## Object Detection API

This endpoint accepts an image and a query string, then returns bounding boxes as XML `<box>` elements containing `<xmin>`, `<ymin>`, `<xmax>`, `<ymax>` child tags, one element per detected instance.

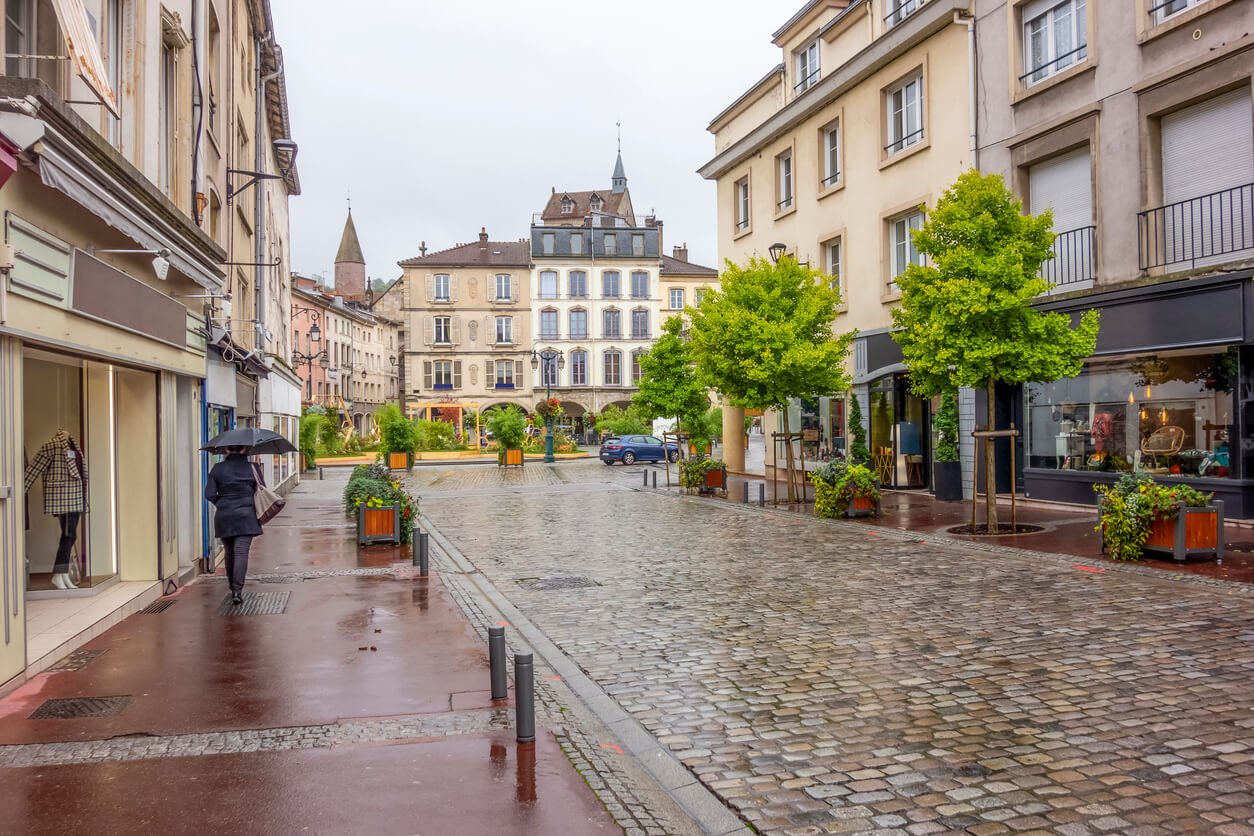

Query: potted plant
<box><xmin>487</xmin><ymin>405</ymin><xmax>527</xmax><ymax>467</ymax></box>
<box><xmin>933</xmin><ymin>392</ymin><xmax>961</xmax><ymax>502</ymax></box>
<box><xmin>810</xmin><ymin>461</ymin><xmax>881</xmax><ymax>518</ymax></box>
<box><xmin>374</xmin><ymin>404</ymin><xmax>417</xmax><ymax>471</ymax></box>
<box><xmin>847</xmin><ymin>393</ymin><xmax>871</xmax><ymax>465</ymax></box>
<box><xmin>1096</xmin><ymin>473</ymin><xmax>1223</xmax><ymax>562</ymax></box>
<box><xmin>680</xmin><ymin>458</ymin><xmax>726</xmax><ymax>494</ymax></box>
<box><xmin>343</xmin><ymin>463</ymin><xmax>419</xmax><ymax>546</ymax></box>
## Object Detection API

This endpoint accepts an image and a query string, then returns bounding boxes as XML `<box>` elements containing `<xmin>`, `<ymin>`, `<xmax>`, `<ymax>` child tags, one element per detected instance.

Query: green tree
<box><xmin>374</xmin><ymin>403</ymin><xmax>416</xmax><ymax>454</ymax></box>
<box><xmin>891</xmin><ymin>170</ymin><xmax>1099</xmax><ymax>529</ymax></box>
<box><xmin>633</xmin><ymin>315</ymin><xmax>709</xmax><ymax>444</ymax></box>
<box><xmin>934</xmin><ymin>392</ymin><xmax>959</xmax><ymax>463</ymax></box>
<box><xmin>689</xmin><ymin>255</ymin><xmax>854</xmax><ymax>501</ymax></box>
<box><xmin>847</xmin><ymin>393</ymin><xmax>870</xmax><ymax>465</ymax></box>
<box><xmin>594</xmin><ymin>405</ymin><xmax>649</xmax><ymax>437</ymax></box>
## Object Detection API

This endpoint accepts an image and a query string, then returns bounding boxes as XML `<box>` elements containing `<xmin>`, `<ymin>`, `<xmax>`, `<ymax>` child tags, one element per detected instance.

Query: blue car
<box><xmin>600</xmin><ymin>435</ymin><xmax>680</xmax><ymax>465</ymax></box>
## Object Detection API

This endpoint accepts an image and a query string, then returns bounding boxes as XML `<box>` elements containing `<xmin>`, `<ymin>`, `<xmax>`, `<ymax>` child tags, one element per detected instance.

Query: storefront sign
<box><xmin>205</xmin><ymin>356</ymin><xmax>236</xmax><ymax>407</ymax></box>
<box><xmin>70</xmin><ymin>250</ymin><xmax>187</xmax><ymax>347</ymax></box>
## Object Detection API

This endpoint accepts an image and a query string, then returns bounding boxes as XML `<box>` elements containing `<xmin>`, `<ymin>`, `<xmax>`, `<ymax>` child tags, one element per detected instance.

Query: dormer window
<box><xmin>795</xmin><ymin>40</ymin><xmax>819</xmax><ymax>95</ymax></box>
<box><xmin>561</xmin><ymin>196</ymin><xmax>573</xmax><ymax>214</ymax></box>
<box><xmin>590</xmin><ymin>194</ymin><xmax>603</xmax><ymax>212</ymax></box>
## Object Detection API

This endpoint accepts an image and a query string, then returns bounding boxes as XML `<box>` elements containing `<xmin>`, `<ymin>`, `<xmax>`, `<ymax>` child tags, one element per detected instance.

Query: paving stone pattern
<box><xmin>414</xmin><ymin>461</ymin><xmax>1254</xmax><ymax>835</ymax></box>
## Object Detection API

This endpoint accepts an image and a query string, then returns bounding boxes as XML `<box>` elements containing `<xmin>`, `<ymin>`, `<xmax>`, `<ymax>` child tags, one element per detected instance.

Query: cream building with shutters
<box><xmin>396</xmin><ymin>230</ymin><xmax>532</xmax><ymax>420</ymax></box>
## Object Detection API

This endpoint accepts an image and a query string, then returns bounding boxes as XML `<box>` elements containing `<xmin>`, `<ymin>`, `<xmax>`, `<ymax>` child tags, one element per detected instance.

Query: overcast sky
<box><xmin>272</xmin><ymin>0</ymin><xmax>792</xmax><ymax>284</ymax></box>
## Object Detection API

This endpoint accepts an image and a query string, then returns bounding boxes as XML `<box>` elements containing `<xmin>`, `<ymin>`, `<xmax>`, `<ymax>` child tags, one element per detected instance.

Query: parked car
<box><xmin>600</xmin><ymin>435</ymin><xmax>680</xmax><ymax>465</ymax></box>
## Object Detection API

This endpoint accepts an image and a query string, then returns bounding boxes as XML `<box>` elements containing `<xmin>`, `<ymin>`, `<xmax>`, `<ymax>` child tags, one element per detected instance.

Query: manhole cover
<box><xmin>30</xmin><ymin>695</ymin><xmax>131</xmax><ymax>719</ymax></box>
<box><xmin>216</xmin><ymin>591</ymin><xmax>291</xmax><ymax>616</ymax></box>
<box><xmin>140</xmin><ymin>598</ymin><xmax>177</xmax><ymax>614</ymax></box>
<box><xmin>517</xmin><ymin>575</ymin><xmax>600</xmax><ymax>591</ymax></box>
<box><xmin>46</xmin><ymin>649</ymin><xmax>107</xmax><ymax>672</ymax></box>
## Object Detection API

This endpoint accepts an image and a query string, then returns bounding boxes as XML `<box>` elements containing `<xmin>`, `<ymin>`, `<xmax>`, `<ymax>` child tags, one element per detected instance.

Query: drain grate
<box><xmin>216</xmin><ymin>590</ymin><xmax>291</xmax><ymax>616</ymax></box>
<box><xmin>30</xmin><ymin>695</ymin><xmax>131</xmax><ymax>719</ymax></box>
<box><xmin>139</xmin><ymin>598</ymin><xmax>177</xmax><ymax>614</ymax></box>
<box><xmin>517</xmin><ymin>575</ymin><xmax>600</xmax><ymax>591</ymax></box>
<box><xmin>46</xmin><ymin>649</ymin><xmax>107</xmax><ymax>673</ymax></box>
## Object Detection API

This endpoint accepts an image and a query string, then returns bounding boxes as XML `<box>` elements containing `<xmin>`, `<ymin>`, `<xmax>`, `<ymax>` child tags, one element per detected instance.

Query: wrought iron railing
<box><xmin>1137</xmin><ymin>183</ymin><xmax>1254</xmax><ymax>270</ymax></box>
<box><xmin>1040</xmin><ymin>225</ymin><xmax>1096</xmax><ymax>288</ymax></box>
<box><xmin>884</xmin><ymin>0</ymin><xmax>923</xmax><ymax>28</ymax></box>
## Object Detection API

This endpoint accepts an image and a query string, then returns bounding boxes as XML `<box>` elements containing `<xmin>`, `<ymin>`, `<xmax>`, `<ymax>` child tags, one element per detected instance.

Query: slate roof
<box><xmin>540</xmin><ymin>189</ymin><xmax>631</xmax><ymax>223</ymax></box>
<box><xmin>398</xmin><ymin>240</ymin><xmax>530</xmax><ymax>267</ymax></box>
<box><xmin>660</xmin><ymin>254</ymin><xmax>718</xmax><ymax>277</ymax></box>
<box><xmin>335</xmin><ymin>211</ymin><xmax>364</xmax><ymax>264</ymax></box>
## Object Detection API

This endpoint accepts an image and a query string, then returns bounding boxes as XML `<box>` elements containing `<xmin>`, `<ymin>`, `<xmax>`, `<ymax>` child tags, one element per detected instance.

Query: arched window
<box><xmin>561</xmin><ymin>196</ymin><xmax>573</xmax><ymax>214</ymax></box>
<box><xmin>569</xmin><ymin>308</ymin><xmax>588</xmax><ymax>339</ymax></box>
<box><xmin>603</xmin><ymin>350</ymin><xmax>621</xmax><ymax>386</ymax></box>
<box><xmin>540</xmin><ymin>308</ymin><xmax>559</xmax><ymax>340</ymax></box>
<box><xmin>602</xmin><ymin>308</ymin><xmax>621</xmax><ymax>339</ymax></box>
<box><xmin>630</xmin><ymin>308</ymin><xmax>649</xmax><ymax>339</ymax></box>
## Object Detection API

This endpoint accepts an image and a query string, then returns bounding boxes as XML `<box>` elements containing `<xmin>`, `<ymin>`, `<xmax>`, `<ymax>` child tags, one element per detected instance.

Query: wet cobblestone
<box><xmin>414</xmin><ymin>461</ymin><xmax>1254</xmax><ymax>835</ymax></box>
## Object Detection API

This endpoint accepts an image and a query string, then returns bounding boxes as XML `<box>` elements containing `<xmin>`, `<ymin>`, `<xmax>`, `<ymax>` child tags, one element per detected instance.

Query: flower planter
<box><xmin>845</xmin><ymin>492</ymin><xmax>881</xmax><ymax>518</ymax></box>
<box><xmin>502</xmin><ymin>448</ymin><xmax>525</xmax><ymax>468</ymax></box>
<box><xmin>699</xmin><ymin>467</ymin><xmax>727</xmax><ymax>495</ymax></box>
<box><xmin>357</xmin><ymin>501</ymin><xmax>401</xmax><ymax>546</ymax></box>
<box><xmin>933</xmin><ymin>461</ymin><xmax>962</xmax><ymax>502</ymax></box>
<box><xmin>387</xmin><ymin>451</ymin><xmax>413</xmax><ymax>471</ymax></box>
<box><xmin>1141</xmin><ymin>500</ymin><xmax>1224</xmax><ymax>562</ymax></box>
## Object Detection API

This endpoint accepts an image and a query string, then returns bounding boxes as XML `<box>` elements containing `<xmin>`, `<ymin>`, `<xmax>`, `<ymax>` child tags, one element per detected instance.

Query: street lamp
<box><xmin>530</xmin><ymin>347</ymin><xmax>566</xmax><ymax>463</ymax></box>
<box><xmin>768</xmin><ymin>242</ymin><xmax>788</xmax><ymax>263</ymax></box>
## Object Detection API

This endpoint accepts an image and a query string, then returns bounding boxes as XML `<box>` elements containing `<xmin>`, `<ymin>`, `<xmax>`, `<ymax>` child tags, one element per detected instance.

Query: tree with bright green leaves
<box><xmin>891</xmin><ymin>170</ymin><xmax>1099</xmax><ymax>530</ymax></box>
<box><xmin>689</xmin><ymin>255</ymin><xmax>854</xmax><ymax>501</ymax></box>
<box><xmin>633</xmin><ymin>315</ymin><xmax>709</xmax><ymax>446</ymax></box>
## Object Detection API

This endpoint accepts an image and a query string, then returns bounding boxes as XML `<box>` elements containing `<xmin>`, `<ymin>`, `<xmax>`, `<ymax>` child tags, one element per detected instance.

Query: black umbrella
<box><xmin>202</xmin><ymin>427</ymin><xmax>298</xmax><ymax>455</ymax></box>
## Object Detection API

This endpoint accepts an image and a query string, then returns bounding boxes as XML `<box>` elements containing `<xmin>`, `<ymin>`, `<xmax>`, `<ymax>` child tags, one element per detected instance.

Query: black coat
<box><xmin>205</xmin><ymin>454</ymin><xmax>263</xmax><ymax>538</ymax></box>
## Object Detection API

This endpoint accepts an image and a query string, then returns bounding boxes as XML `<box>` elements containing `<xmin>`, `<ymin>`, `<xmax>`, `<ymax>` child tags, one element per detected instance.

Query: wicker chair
<box><xmin>1141</xmin><ymin>425</ymin><xmax>1185</xmax><ymax>469</ymax></box>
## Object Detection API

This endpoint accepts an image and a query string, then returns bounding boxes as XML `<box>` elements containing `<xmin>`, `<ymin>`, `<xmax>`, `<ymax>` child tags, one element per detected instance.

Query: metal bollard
<box><xmin>643</xmin><ymin>469</ymin><xmax>648</xmax><ymax>486</ymax></box>
<box><xmin>489</xmin><ymin>626</ymin><xmax>508</xmax><ymax>701</ymax></box>
<box><xmin>759</xmin><ymin>484</ymin><xmax>765</xmax><ymax>507</ymax></box>
<box><xmin>743</xmin><ymin>481</ymin><xmax>749</xmax><ymax>503</ymax></box>
<box><xmin>319</xmin><ymin>466</ymin><xmax>324</xmax><ymax>480</ymax></box>
<box><xmin>515</xmin><ymin>653</ymin><xmax>535</xmax><ymax>744</ymax></box>
<box><xmin>652</xmin><ymin>470</ymin><xmax>657</xmax><ymax>489</ymax></box>
<box><xmin>411</xmin><ymin>526</ymin><xmax>421</xmax><ymax>566</ymax></box>
<box><xmin>418</xmin><ymin>532</ymin><xmax>429</xmax><ymax>577</ymax></box>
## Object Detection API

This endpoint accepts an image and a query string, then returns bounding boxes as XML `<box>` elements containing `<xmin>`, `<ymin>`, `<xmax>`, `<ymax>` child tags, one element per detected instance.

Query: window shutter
<box><xmin>487</xmin><ymin>276</ymin><xmax>496</xmax><ymax>302</ymax></box>
<box><xmin>511</xmin><ymin>276</ymin><xmax>519</xmax><ymax>302</ymax></box>
<box><xmin>1029</xmin><ymin>147</ymin><xmax>1092</xmax><ymax>233</ymax></box>
<box><xmin>1162</xmin><ymin>89</ymin><xmax>1254</xmax><ymax>204</ymax></box>
<box><xmin>425</xmin><ymin>274</ymin><xmax>433</xmax><ymax>302</ymax></box>
<box><xmin>484</xmin><ymin>314</ymin><xmax>493</xmax><ymax>342</ymax></box>
<box><xmin>487</xmin><ymin>361</ymin><xmax>495</xmax><ymax>388</ymax></box>
<box><xmin>515</xmin><ymin>360</ymin><xmax>523</xmax><ymax>383</ymax></box>
<box><xmin>423</xmin><ymin>361</ymin><xmax>432</xmax><ymax>389</ymax></box>
<box><xmin>450</xmin><ymin>275</ymin><xmax>460</xmax><ymax>302</ymax></box>
<box><xmin>453</xmin><ymin>361</ymin><xmax>462</xmax><ymax>389</ymax></box>
<box><xmin>423</xmin><ymin>316</ymin><xmax>433</xmax><ymax>346</ymax></box>
<box><xmin>452</xmin><ymin>316</ymin><xmax>462</xmax><ymax>345</ymax></box>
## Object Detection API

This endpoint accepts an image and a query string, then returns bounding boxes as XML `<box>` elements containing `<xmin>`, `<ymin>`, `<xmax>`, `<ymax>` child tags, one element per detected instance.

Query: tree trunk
<box><xmin>986</xmin><ymin>377</ymin><xmax>999</xmax><ymax>532</ymax></box>
<box><xmin>782</xmin><ymin>408</ymin><xmax>796</xmax><ymax>504</ymax></box>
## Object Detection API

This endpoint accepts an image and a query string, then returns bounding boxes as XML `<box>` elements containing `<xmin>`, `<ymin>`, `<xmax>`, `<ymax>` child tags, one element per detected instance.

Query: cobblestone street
<box><xmin>417</xmin><ymin>460</ymin><xmax>1254</xmax><ymax>835</ymax></box>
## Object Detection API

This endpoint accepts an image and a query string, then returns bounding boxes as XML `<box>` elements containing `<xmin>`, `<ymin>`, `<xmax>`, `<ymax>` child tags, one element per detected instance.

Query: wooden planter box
<box><xmin>845</xmin><ymin>492</ymin><xmax>881</xmax><ymax>518</ymax></box>
<box><xmin>358</xmin><ymin>501</ymin><xmax>401</xmax><ymax>546</ymax></box>
<box><xmin>387</xmin><ymin>451</ymin><xmax>413</xmax><ymax>471</ymax></box>
<box><xmin>1142</xmin><ymin>500</ymin><xmax>1224</xmax><ymax>562</ymax></box>
<box><xmin>699</xmin><ymin>467</ymin><xmax>727</xmax><ymax>495</ymax></box>
<box><xmin>502</xmin><ymin>448</ymin><xmax>525</xmax><ymax>468</ymax></box>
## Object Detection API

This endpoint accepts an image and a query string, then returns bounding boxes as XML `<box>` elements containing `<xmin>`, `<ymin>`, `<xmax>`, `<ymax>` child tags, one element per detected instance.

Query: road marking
<box><xmin>599</xmin><ymin>743</ymin><xmax>622</xmax><ymax>754</ymax></box>
<box><xmin>1072</xmin><ymin>565</ymin><xmax>1105</xmax><ymax>573</ymax></box>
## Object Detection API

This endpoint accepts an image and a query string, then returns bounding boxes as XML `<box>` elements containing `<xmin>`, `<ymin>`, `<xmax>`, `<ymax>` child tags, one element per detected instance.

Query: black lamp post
<box><xmin>291</xmin><ymin>311</ymin><xmax>328</xmax><ymax>402</ymax></box>
<box><xmin>768</xmin><ymin>242</ymin><xmax>788</xmax><ymax>263</ymax></box>
<box><xmin>530</xmin><ymin>347</ymin><xmax>565</xmax><ymax>463</ymax></box>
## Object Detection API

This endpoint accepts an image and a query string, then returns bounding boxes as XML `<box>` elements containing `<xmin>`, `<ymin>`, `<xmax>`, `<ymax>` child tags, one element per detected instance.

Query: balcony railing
<box><xmin>885</xmin><ymin>0</ymin><xmax>923</xmax><ymax>28</ymax></box>
<box><xmin>1040</xmin><ymin>225</ymin><xmax>1096</xmax><ymax>289</ymax></box>
<box><xmin>1138</xmin><ymin>183</ymin><xmax>1254</xmax><ymax>270</ymax></box>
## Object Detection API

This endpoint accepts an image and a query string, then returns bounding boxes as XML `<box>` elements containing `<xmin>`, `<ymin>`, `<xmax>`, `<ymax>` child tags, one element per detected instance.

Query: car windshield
<box><xmin>604</xmin><ymin>437</ymin><xmax>622</xmax><ymax>445</ymax></box>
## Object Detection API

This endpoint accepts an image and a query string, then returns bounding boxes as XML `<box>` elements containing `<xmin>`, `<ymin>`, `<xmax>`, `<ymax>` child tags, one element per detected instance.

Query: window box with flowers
<box><xmin>1096</xmin><ymin>474</ymin><xmax>1224</xmax><ymax>562</ymax></box>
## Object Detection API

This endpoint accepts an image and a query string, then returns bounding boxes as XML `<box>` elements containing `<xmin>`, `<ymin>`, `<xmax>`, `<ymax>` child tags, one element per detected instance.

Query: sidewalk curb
<box><xmin>419</xmin><ymin>513</ymin><xmax>750</xmax><ymax>836</ymax></box>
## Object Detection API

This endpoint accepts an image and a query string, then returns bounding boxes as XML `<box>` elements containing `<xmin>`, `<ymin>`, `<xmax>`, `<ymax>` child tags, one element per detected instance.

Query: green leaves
<box><xmin>633</xmin><ymin>315</ymin><xmax>708</xmax><ymax>426</ymax></box>
<box><xmin>689</xmin><ymin>256</ymin><xmax>853</xmax><ymax>411</ymax></box>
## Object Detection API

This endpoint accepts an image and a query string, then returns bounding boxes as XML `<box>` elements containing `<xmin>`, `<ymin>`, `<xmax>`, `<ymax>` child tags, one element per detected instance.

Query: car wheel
<box><xmin>668</xmin><ymin>450</ymin><xmax>679</xmax><ymax>463</ymax></box>
<box><xmin>622</xmin><ymin>451</ymin><xmax>636</xmax><ymax>465</ymax></box>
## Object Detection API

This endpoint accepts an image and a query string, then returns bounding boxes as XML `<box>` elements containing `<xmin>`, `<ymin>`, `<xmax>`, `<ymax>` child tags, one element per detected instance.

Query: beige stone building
<box><xmin>396</xmin><ymin>231</ymin><xmax>533</xmax><ymax>431</ymax></box>
<box><xmin>699</xmin><ymin>0</ymin><xmax>974</xmax><ymax>479</ymax></box>
<box><xmin>659</xmin><ymin>243</ymin><xmax>719</xmax><ymax>327</ymax></box>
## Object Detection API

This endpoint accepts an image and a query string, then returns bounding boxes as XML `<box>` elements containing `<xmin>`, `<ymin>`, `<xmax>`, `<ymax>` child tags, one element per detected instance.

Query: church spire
<box><xmin>611</xmin><ymin>122</ymin><xmax>627</xmax><ymax>195</ymax></box>
<box><xmin>335</xmin><ymin>208</ymin><xmax>365</xmax><ymax>265</ymax></box>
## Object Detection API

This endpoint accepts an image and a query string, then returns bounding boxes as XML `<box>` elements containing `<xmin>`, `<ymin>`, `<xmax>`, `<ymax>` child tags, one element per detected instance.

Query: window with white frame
<box><xmin>539</xmin><ymin>270</ymin><xmax>558</xmax><ymax>299</ymax></box>
<box><xmin>1022</xmin><ymin>0</ymin><xmax>1087</xmax><ymax>87</ymax></box>
<box><xmin>889</xmin><ymin>211</ymin><xmax>925</xmax><ymax>292</ymax></box>
<box><xmin>604</xmin><ymin>351</ymin><xmax>622</xmax><ymax>386</ymax></box>
<box><xmin>777</xmin><ymin>151</ymin><xmax>794</xmax><ymax>210</ymax></box>
<box><xmin>602</xmin><ymin>271</ymin><xmax>620</xmax><ymax>298</ymax></box>
<box><xmin>542</xmin><ymin>232</ymin><xmax>555</xmax><ymax>255</ymax></box>
<box><xmin>603</xmin><ymin>309</ymin><xmax>621</xmax><ymax>339</ymax></box>
<box><xmin>434</xmin><ymin>360</ymin><xmax>453</xmax><ymax>387</ymax></box>
<box><xmin>631</xmin><ymin>309</ymin><xmax>649</xmax><ymax>339</ymax></box>
<box><xmin>590</xmin><ymin>195</ymin><xmax>602</xmax><ymax>211</ymax></box>
<box><xmin>631</xmin><ymin>271</ymin><xmax>649</xmax><ymax>299</ymax></box>
<box><xmin>632</xmin><ymin>352</ymin><xmax>645</xmax><ymax>385</ymax></box>
<box><xmin>886</xmin><ymin>72</ymin><xmax>924</xmax><ymax>155</ymax></box>
<box><xmin>1154</xmin><ymin>0</ymin><xmax>1207</xmax><ymax>24</ymax></box>
<box><xmin>540</xmin><ymin>355</ymin><xmax>558</xmax><ymax>387</ymax></box>
<box><xmin>735</xmin><ymin>177</ymin><xmax>750</xmax><ymax>231</ymax></box>
<box><xmin>561</xmin><ymin>196</ymin><xmax>573</xmax><ymax>214</ymax></box>
<box><xmin>570</xmin><ymin>232</ymin><xmax>582</xmax><ymax>255</ymax></box>
<box><xmin>824</xmin><ymin>237</ymin><xmax>843</xmax><ymax>295</ymax></box>
<box><xmin>495</xmin><ymin>273</ymin><xmax>512</xmax><ymax>300</ymax></box>
<box><xmin>822</xmin><ymin>121</ymin><xmax>840</xmax><ymax>187</ymax></box>
<box><xmin>604</xmin><ymin>233</ymin><xmax>617</xmax><ymax>256</ymax></box>
<box><xmin>569</xmin><ymin>270</ymin><xmax>587</xmax><ymax>298</ymax></box>
<box><xmin>885</xmin><ymin>0</ymin><xmax>922</xmax><ymax>28</ymax></box>
<box><xmin>569</xmin><ymin>309</ymin><xmax>588</xmax><ymax>339</ymax></box>
<box><xmin>695</xmin><ymin>288</ymin><xmax>708</xmax><ymax>307</ymax></box>
<box><xmin>540</xmin><ymin>309</ymin><xmax>559</xmax><ymax>339</ymax></box>
<box><xmin>795</xmin><ymin>40</ymin><xmax>820</xmax><ymax>95</ymax></box>
<box><xmin>570</xmin><ymin>350</ymin><xmax>587</xmax><ymax>385</ymax></box>
<box><xmin>669</xmin><ymin>288</ymin><xmax>685</xmax><ymax>309</ymax></box>
<box><xmin>495</xmin><ymin>359</ymin><xmax>514</xmax><ymax>387</ymax></box>
<box><xmin>434</xmin><ymin>316</ymin><xmax>451</xmax><ymax>344</ymax></box>
<box><xmin>495</xmin><ymin>316</ymin><xmax>512</xmax><ymax>345</ymax></box>
<box><xmin>632</xmin><ymin>234</ymin><xmax>645</xmax><ymax>257</ymax></box>
<box><xmin>159</xmin><ymin>44</ymin><xmax>177</xmax><ymax>194</ymax></box>
<box><xmin>434</xmin><ymin>273</ymin><xmax>450</xmax><ymax>301</ymax></box>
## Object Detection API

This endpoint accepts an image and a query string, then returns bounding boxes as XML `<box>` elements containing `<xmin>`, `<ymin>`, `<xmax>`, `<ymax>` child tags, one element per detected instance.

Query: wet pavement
<box><xmin>0</xmin><ymin>472</ymin><xmax>618</xmax><ymax>835</ymax></box>
<box><xmin>414</xmin><ymin>459</ymin><xmax>1254</xmax><ymax>835</ymax></box>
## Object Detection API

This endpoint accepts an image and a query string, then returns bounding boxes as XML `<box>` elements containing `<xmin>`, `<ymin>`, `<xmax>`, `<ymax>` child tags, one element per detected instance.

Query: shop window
<box><xmin>1025</xmin><ymin>347</ymin><xmax>1237</xmax><ymax>478</ymax></box>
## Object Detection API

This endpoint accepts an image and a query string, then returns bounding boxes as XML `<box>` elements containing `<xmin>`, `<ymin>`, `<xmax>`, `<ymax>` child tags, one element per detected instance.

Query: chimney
<box><xmin>479</xmin><ymin>227</ymin><xmax>489</xmax><ymax>248</ymax></box>
<box><xmin>656</xmin><ymin>220</ymin><xmax>663</xmax><ymax>255</ymax></box>
<box><xmin>673</xmin><ymin>243</ymin><xmax>688</xmax><ymax>263</ymax></box>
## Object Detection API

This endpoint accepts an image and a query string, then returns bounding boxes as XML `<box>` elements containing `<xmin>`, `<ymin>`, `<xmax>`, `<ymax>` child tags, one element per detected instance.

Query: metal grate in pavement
<box><xmin>216</xmin><ymin>590</ymin><xmax>291</xmax><ymax>616</ymax></box>
<box><xmin>139</xmin><ymin>598</ymin><xmax>177</xmax><ymax>614</ymax></box>
<box><xmin>30</xmin><ymin>695</ymin><xmax>131</xmax><ymax>719</ymax></box>
<box><xmin>46</xmin><ymin>649</ymin><xmax>107</xmax><ymax>672</ymax></box>
<box><xmin>517</xmin><ymin>575</ymin><xmax>600</xmax><ymax>591</ymax></box>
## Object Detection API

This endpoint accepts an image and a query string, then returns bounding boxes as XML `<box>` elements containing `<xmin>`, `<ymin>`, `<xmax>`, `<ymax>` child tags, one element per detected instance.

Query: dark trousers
<box><xmin>222</xmin><ymin>535</ymin><xmax>254</xmax><ymax>594</ymax></box>
<box><xmin>54</xmin><ymin>512</ymin><xmax>80</xmax><ymax>574</ymax></box>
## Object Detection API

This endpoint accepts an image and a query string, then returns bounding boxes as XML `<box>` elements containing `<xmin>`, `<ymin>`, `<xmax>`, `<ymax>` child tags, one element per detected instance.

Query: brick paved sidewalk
<box><xmin>0</xmin><ymin>474</ymin><xmax>619</xmax><ymax>836</ymax></box>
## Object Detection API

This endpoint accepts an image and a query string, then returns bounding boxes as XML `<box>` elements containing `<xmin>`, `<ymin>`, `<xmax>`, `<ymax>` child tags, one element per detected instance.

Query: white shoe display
<box><xmin>51</xmin><ymin>573</ymin><xmax>77</xmax><ymax>590</ymax></box>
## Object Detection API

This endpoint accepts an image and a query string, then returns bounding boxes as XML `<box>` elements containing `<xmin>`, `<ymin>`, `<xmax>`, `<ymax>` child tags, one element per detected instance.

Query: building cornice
<box><xmin>707</xmin><ymin>64</ymin><xmax>785</xmax><ymax>134</ymax></box>
<box><xmin>698</xmin><ymin>0</ymin><xmax>966</xmax><ymax>181</ymax></box>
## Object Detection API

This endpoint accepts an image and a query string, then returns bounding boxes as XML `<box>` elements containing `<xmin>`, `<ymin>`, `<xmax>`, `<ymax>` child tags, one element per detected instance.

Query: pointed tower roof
<box><xmin>335</xmin><ymin>210</ymin><xmax>365</xmax><ymax>264</ymax></box>
<box><xmin>611</xmin><ymin>150</ymin><xmax>627</xmax><ymax>195</ymax></box>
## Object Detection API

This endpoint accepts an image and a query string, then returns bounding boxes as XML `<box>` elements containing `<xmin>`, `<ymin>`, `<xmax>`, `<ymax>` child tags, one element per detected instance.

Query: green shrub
<box><xmin>414</xmin><ymin>419</ymin><xmax>457</xmax><ymax>451</ymax></box>
<box><xmin>374</xmin><ymin>403</ymin><xmax>417</xmax><ymax>454</ymax></box>
<box><xmin>299</xmin><ymin>412</ymin><xmax>326</xmax><ymax>469</ymax></box>
<box><xmin>343</xmin><ymin>465</ymin><xmax>420</xmax><ymax>544</ymax></box>
<box><xmin>934</xmin><ymin>392</ymin><xmax>959</xmax><ymax>463</ymax></box>
<box><xmin>847</xmin><ymin>393</ymin><xmax>870</xmax><ymax>464</ymax></box>
<box><xmin>809</xmin><ymin>461</ymin><xmax>879</xmax><ymax>517</ymax></box>
<box><xmin>679</xmin><ymin>458</ymin><xmax>724</xmax><ymax>489</ymax></box>
<box><xmin>595</xmin><ymin>405</ymin><xmax>648</xmax><ymax>436</ymax></box>
<box><xmin>486</xmin><ymin>406</ymin><xmax>527</xmax><ymax>449</ymax></box>
<box><xmin>1095</xmin><ymin>474</ymin><xmax>1213</xmax><ymax>561</ymax></box>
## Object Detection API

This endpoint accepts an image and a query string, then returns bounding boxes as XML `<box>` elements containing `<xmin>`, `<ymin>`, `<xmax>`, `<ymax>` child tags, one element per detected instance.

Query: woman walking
<box><xmin>204</xmin><ymin>446</ymin><xmax>264</xmax><ymax>604</ymax></box>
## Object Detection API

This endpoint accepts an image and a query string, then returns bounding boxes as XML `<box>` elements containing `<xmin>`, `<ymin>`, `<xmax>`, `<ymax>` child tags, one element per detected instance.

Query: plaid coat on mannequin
<box><xmin>23</xmin><ymin>431</ymin><xmax>88</xmax><ymax>515</ymax></box>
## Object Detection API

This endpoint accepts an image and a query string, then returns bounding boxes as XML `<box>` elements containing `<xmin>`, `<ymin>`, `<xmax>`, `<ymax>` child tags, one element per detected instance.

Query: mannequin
<box><xmin>23</xmin><ymin>429</ymin><xmax>88</xmax><ymax>589</ymax></box>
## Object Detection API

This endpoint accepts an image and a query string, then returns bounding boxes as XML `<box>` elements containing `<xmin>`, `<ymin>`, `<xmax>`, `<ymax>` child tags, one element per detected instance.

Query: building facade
<box><xmin>396</xmin><ymin>230</ymin><xmax>532</xmax><ymax>432</ymax></box>
<box><xmin>974</xmin><ymin>0</ymin><xmax>1254</xmax><ymax>514</ymax></box>
<box><xmin>700</xmin><ymin>0</ymin><xmax>974</xmax><ymax>482</ymax></box>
